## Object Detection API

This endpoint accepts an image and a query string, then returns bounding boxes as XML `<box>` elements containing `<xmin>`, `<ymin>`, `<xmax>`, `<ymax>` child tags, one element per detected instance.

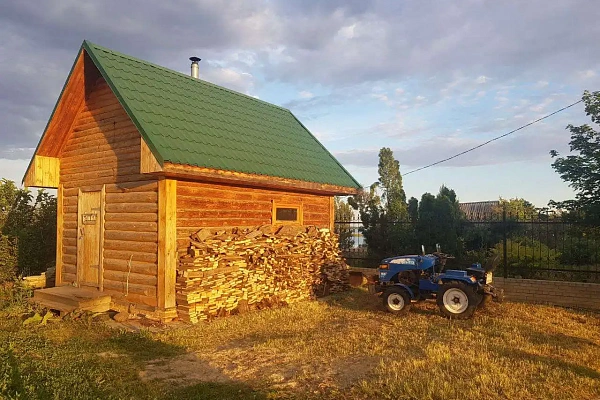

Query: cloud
<box><xmin>201</xmin><ymin>66</ymin><xmax>255</xmax><ymax>95</ymax></box>
<box><xmin>0</xmin><ymin>0</ymin><xmax>599</xmax><ymax>165</ymax></box>
<box><xmin>578</xmin><ymin>70</ymin><xmax>596</xmax><ymax>79</ymax></box>
<box><xmin>299</xmin><ymin>90</ymin><xmax>314</xmax><ymax>99</ymax></box>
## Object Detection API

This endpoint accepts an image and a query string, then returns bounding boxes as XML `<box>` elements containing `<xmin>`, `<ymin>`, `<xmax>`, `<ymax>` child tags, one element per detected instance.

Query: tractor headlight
<box><xmin>470</xmin><ymin>276</ymin><xmax>477</xmax><ymax>283</ymax></box>
<box><xmin>379</xmin><ymin>264</ymin><xmax>389</xmax><ymax>269</ymax></box>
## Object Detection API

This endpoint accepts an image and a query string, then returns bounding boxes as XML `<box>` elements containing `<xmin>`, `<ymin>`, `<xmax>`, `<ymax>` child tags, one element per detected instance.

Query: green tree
<box><xmin>333</xmin><ymin>197</ymin><xmax>355</xmax><ymax>250</ymax></box>
<box><xmin>0</xmin><ymin>180</ymin><xmax>56</xmax><ymax>279</ymax></box>
<box><xmin>407</xmin><ymin>197</ymin><xmax>419</xmax><ymax>224</ymax></box>
<box><xmin>493</xmin><ymin>197</ymin><xmax>538</xmax><ymax>219</ymax></box>
<box><xmin>415</xmin><ymin>186</ymin><xmax>464</xmax><ymax>255</ymax></box>
<box><xmin>550</xmin><ymin>90</ymin><xmax>600</xmax><ymax>222</ymax></box>
<box><xmin>376</xmin><ymin>147</ymin><xmax>407</xmax><ymax>220</ymax></box>
<box><xmin>348</xmin><ymin>148</ymin><xmax>412</xmax><ymax>259</ymax></box>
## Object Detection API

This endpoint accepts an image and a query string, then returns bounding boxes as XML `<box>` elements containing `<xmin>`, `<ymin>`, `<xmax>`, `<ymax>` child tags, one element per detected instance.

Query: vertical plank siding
<box><xmin>59</xmin><ymin>77</ymin><xmax>158</xmax><ymax>309</ymax></box>
<box><xmin>176</xmin><ymin>180</ymin><xmax>332</xmax><ymax>248</ymax></box>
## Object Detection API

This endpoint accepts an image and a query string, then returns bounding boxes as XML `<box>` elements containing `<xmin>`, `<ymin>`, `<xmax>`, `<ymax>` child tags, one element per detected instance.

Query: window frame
<box><xmin>272</xmin><ymin>201</ymin><xmax>303</xmax><ymax>225</ymax></box>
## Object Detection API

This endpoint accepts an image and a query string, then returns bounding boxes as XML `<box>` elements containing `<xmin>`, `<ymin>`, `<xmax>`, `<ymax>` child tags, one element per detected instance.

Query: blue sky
<box><xmin>1</xmin><ymin>0</ymin><xmax>599</xmax><ymax>207</ymax></box>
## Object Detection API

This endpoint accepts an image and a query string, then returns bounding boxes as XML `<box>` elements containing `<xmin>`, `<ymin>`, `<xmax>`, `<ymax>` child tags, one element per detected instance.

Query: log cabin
<box><xmin>24</xmin><ymin>40</ymin><xmax>360</xmax><ymax>320</ymax></box>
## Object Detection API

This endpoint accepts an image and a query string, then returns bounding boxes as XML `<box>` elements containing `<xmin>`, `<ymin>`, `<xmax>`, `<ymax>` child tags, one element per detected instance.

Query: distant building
<box><xmin>459</xmin><ymin>201</ymin><xmax>500</xmax><ymax>221</ymax></box>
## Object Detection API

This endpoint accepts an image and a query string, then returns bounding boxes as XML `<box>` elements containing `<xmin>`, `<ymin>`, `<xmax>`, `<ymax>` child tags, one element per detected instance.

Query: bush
<box><xmin>0</xmin><ymin>179</ymin><xmax>56</xmax><ymax>280</ymax></box>
<box><xmin>0</xmin><ymin>280</ymin><xmax>33</xmax><ymax>313</ymax></box>
<box><xmin>0</xmin><ymin>235</ymin><xmax>18</xmax><ymax>283</ymax></box>
<box><xmin>494</xmin><ymin>237</ymin><xmax>561</xmax><ymax>271</ymax></box>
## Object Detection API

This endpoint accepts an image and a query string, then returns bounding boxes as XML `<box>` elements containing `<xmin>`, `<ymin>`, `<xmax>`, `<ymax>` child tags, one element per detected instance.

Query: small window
<box><xmin>276</xmin><ymin>207</ymin><xmax>298</xmax><ymax>221</ymax></box>
<box><xmin>272</xmin><ymin>202</ymin><xmax>303</xmax><ymax>224</ymax></box>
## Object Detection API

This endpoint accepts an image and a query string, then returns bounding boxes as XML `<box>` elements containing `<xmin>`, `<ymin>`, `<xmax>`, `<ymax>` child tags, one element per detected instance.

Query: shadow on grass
<box><xmin>108</xmin><ymin>329</ymin><xmax>187</xmax><ymax>362</ymax></box>
<box><xmin>522</xmin><ymin>329</ymin><xmax>599</xmax><ymax>350</ymax></box>
<box><xmin>166</xmin><ymin>381</ymin><xmax>269</xmax><ymax>400</ymax></box>
<box><xmin>322</xmin><ymin>288</ymin><xmax>383</xmax><ymax>312</ymax></box>
<box><xmin>491</xmin><ymin>345</ymin><xmax>600</xmax><ymax>380</ymax></box>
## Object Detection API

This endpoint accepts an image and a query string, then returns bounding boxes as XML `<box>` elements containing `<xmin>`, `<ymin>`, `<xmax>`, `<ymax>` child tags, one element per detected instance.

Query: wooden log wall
<box><xmin>176</xmin><ymin>180</ymin><xmax>333</xmax><ymax>250</ymax></box>
<box><xmin>59</xmin><ymin>77</ymin><xmax>159</xmax><ymax>310</ymax></box>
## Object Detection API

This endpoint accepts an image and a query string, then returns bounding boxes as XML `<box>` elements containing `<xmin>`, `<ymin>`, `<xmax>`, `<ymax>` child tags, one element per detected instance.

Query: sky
<box><xmin>1</xmin><ymin>0</ymin><xmax>599</xmax><ymax>207</ymax></box>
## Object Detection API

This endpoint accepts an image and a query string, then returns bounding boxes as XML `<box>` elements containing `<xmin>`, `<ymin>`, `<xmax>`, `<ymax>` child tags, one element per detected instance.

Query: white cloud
<box><xmin>476</xmin><ymin>75</ymin><xmax>489</xmax><ymax>84</ymax></box>
<box><xmin>299</xmin><ymin>90</ymin><xmax>314</xmax><ymax>99</ymax></box>
<box><xmin>202</xmin><ymin>67</ymin><xmax>255</xmax><ymax>95</ymax></box>
<box><xmin>336</xmin><ymin>24</ymin><xmax>357</xmax><ymax>40</ymax></box>
<box><xmin>535</xmin><ymin>80</ymin><xmax>549</xmax><ymax>88</ymax></box>
<box><xmin>578</xmin><ymin>70</ymin><xmax>596</xmax><ymax>79</ymax></box>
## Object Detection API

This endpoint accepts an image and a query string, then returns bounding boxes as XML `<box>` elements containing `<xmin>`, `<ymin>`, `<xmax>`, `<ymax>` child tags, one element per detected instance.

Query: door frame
<box><xmin>76</xmin><ymin>186</ymin><xmax>105</xmax><ymax>290</ymax></box>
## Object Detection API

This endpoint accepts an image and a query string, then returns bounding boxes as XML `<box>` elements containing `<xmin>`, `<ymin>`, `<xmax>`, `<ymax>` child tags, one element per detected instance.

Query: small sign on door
<box><xmin>82</xmin><ymin>213</ymin><xmax>98</xmax><ymax>225</ymax></box>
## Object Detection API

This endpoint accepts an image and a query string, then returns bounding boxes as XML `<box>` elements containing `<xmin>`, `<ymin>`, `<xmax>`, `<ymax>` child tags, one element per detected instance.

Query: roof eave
<box><xmin>156</xmin><ymin>162</ymin><xmax>359</xmax><ymax>195</ymax></box>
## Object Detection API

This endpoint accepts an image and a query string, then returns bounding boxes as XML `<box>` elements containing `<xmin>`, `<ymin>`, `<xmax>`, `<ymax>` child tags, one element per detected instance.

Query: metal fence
<box><xmin>335</xmin><ymin>213</ymin><xmax>600</xmax><ymax>282</ymax></box>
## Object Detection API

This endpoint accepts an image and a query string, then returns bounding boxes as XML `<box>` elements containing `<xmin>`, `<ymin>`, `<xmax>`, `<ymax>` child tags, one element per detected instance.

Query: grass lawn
<box><xmin>1</xmin><ymin>287</ymin><xmax>599</xmax><ymax>400</ymax></box>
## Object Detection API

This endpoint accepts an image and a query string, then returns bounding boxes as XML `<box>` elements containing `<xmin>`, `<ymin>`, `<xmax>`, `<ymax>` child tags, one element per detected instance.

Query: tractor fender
<box><xmin>389</xmin><ymin>283</ymin><xmax>415</xmax><ymax>299</ymax></box>
<box><xmin>438</xmin><ymin>276</ymin><xmax>478</xmax><ymax>286</ymax></box>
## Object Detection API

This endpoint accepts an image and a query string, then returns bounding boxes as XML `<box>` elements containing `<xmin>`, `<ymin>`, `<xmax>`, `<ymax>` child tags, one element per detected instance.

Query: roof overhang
<box><xmin>139</xmin><ymin>147</ymin><xmax>357</xmax><ymax>195</ymax></box>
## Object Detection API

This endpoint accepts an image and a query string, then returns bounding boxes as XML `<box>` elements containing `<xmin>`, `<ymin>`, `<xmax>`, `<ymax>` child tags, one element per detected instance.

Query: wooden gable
<box><xmin>23</xmin><ymin>50</ymin><xmax>101</xmax><ymax>188</ymax></box>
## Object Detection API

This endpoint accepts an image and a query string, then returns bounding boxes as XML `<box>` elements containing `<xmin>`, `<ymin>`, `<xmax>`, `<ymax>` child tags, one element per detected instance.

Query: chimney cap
<box><xmin>189</xmin><ymin>56</ymin><xmax>201</xmax><ymax>62</ymax></box>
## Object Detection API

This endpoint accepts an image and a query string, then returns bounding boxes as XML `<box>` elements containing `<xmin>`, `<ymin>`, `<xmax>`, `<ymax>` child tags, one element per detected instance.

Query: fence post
<box><xmin>502</xmin><ymin>208</ymin><xmax>508</xmax><ymax>278</ymax></box>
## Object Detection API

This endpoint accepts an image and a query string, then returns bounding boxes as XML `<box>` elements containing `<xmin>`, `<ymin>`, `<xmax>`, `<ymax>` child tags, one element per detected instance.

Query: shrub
<box><xmin>494</xmin><ymin>237</ymin><xmax>561</xmax><ymax>271</ymax></box>
<box><xmin>0</xmin><ymin>179</ymin><xmax>56</xmax><ymax>280</ymax></box>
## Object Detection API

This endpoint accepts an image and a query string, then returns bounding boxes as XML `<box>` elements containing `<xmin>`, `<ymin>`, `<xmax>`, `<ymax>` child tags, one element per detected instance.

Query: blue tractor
<box><xmin>370</xmin><ymin>246</ymin><xmax>504</xmax><ymax>319</ymax></box>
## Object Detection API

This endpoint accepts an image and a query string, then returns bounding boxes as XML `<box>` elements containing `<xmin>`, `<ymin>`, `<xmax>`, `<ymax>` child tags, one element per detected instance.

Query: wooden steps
<box><xmin>32</xmin><ymin>286</ymin><xmax>111</xmax><ymax>314</ymax></box>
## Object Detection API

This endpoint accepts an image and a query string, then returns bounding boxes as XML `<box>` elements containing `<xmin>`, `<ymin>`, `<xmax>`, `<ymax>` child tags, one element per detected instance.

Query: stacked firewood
<box><xmin>176</xmin><ymin>225</ymin><xmax>350</xmax><ymax>323</ymax></box>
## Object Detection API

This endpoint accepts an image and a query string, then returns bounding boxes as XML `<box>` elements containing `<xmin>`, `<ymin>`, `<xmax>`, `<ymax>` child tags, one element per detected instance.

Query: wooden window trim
<box><xmin>272</xmin><ymin>201</ymin><xmax>303</xmax><ymax>225</ymax></box>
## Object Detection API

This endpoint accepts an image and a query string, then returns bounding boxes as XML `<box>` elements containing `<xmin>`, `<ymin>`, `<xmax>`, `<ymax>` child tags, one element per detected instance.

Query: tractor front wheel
<box><xmin>382</xmin><ymin>287</ymin><xmax>412</xmax><ymax>315</ymax></box>
<box><xmin>437</xmin><ymin>282</ymin><xmax>478</xmax><ymax>319</ymax></box>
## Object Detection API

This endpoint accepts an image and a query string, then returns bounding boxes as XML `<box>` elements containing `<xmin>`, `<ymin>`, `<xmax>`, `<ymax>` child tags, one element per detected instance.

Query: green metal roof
<box><xmin>82</xmin><ymin>41</ymin><xmax>360</xmax><ymax>189</ymax></box>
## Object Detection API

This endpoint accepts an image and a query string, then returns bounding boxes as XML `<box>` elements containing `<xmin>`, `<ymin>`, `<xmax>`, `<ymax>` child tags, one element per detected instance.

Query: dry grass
<box><xmin>1</xmin><ymin>288</ymin><xmax>600</xmax><ymax>399</ymax></box>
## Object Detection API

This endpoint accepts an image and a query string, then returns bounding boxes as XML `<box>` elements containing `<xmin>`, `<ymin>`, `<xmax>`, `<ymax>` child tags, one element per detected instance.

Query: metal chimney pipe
<box><xmin>189</xmin><ymin>57</ymin><xmax>201</xmax><ymax>79</ymax></box>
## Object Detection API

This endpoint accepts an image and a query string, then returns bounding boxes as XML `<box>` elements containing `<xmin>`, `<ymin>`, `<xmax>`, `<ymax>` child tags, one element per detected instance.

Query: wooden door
<box><xmin>77</xmin><ymin>190</ymin><xmax>103</xmax><ymax>287</ymax></box>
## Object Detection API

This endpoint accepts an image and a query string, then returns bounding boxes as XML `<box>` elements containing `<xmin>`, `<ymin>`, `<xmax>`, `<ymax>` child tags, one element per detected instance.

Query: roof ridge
<box><xmin>83</xmin><ymin>40</ymin><xmax>290</xmax><ymax>113</ymax></box>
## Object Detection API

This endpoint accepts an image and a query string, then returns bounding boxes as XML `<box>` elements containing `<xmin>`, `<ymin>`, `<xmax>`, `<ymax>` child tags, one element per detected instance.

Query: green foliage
<box><xmin>0</xmin><ymin>280</ymin><xmax>33</xmax><ymax>314</ymax></box>
<box><xmin>493</xmin><ymin>197</ymin><xmax>538</xmax><ymax>219</ymax></box>
<box><xmin>550</xmin><ymin>90</ymin><xmax>600</xmax><ymax>222</ymax></box>
<box><xmin>349</xmin><ymin>149</ymin><xmax>415</xmax><ymax>259</ymax></box>
<box><xmin>0</xmin><ymin>179</ymin><xmax>56</xmax><ymax>280</ymax></box>
<box><xmin>415</xmin><ymin>186</ymin><xmax>464</xmax><ymax>255</ymax></box>
<box><xmin>0</xmin><ymin>236</ymin><xmax>18</xmax><ymax>283</ymax></box>
<box><xmin>557</xmin><ymin>227</ymin><xmax>600</xmax><ymax>266</ymax></box>
<box><xmin>376</xmin><ymin>147</ymin><xmax>407</xmax><ymax>220</ymax></box>
<box><xmin>494</xmin><ymin>237</ymin><xmax>561</xmax><ymax>270</ymax></box>
<box><xmin>333</xmin><ymin>197</ymin><xmax>355</xmax><ymax>250</ymax></box>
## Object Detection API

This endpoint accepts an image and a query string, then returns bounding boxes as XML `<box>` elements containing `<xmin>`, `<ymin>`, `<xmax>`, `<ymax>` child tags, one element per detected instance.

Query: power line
<box><xmin>403</xmin><ymin>99</ymin><xmax>583</xmax><ymax>176</ymax></box>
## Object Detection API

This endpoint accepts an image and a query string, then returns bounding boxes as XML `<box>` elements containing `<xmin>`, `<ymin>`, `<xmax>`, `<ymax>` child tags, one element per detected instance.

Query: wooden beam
<box><xmin>140</xmin><ymin>138</ymin><xmax>162</xmax><ymax>173</ymax></box>
<box><xmin>329</xmin><ymin>196</ymin><xmax>335</xmax><ymax>230</ymax></box>
<box><xmin>99</xmin><ymin>185</ymin><xmax>106</xmax><ymax>291</ymax></box>
<box><xmin>24</xmin><ymin>156</ymin><xmax>60</xmax><ymax>188</ymax></box>
<box><xmin>157</xmin><ymin>178</ymin><xmax>176</xmax><ymax>309</ymax></box>
<box><xmin>55</xmin><ymin>184</ymin><xmax>64</xmax><ymax>286</ymax></box>
<box><xmin>160</xmin><ymin>162</ymin><xmax>358</xmax><ymax>196</ymax></box>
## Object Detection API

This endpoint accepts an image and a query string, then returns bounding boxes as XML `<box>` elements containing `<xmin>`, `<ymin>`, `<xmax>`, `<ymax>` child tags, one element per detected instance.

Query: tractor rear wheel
<box><xmin>437</xmin><ymin>282</ymin><xmax>478</xmax><ymax>319</ymax></box>
<box><xmin>382</xmin><ymin>287</ymin><xmax>412</xmax><ymax>315</ymax></box>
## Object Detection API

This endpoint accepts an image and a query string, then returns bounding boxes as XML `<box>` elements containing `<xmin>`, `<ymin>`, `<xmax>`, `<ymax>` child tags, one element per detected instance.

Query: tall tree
<box><xmin>349</xmin><ymin>148</ymin><xmax>412</xmax><ymax>258</ymax></box>
<box><xmin>376</xmin><ymin>147</ymin><xmax>407</xmax><ymax>220</ymax></box>
<box><xmin>550</xmin><ymin>90</ymin><xmax>600</xmax><ymax>222</ymax></box>
<box><xmin>416</xmin><ymin>186</ymin><xmax>463</xmax><ymax>254</ymax></box>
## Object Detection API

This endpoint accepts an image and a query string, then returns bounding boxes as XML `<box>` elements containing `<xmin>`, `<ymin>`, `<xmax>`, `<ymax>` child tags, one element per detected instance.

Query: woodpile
<box><xmin>22</xmin><ymin>267</ymin><xmax>56</xmax><ymax>289</ymax></box>
<box><xmin>176</xmin><ymin>225</ymin><xmax>350</xmax><ymax>323</ymax></box>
